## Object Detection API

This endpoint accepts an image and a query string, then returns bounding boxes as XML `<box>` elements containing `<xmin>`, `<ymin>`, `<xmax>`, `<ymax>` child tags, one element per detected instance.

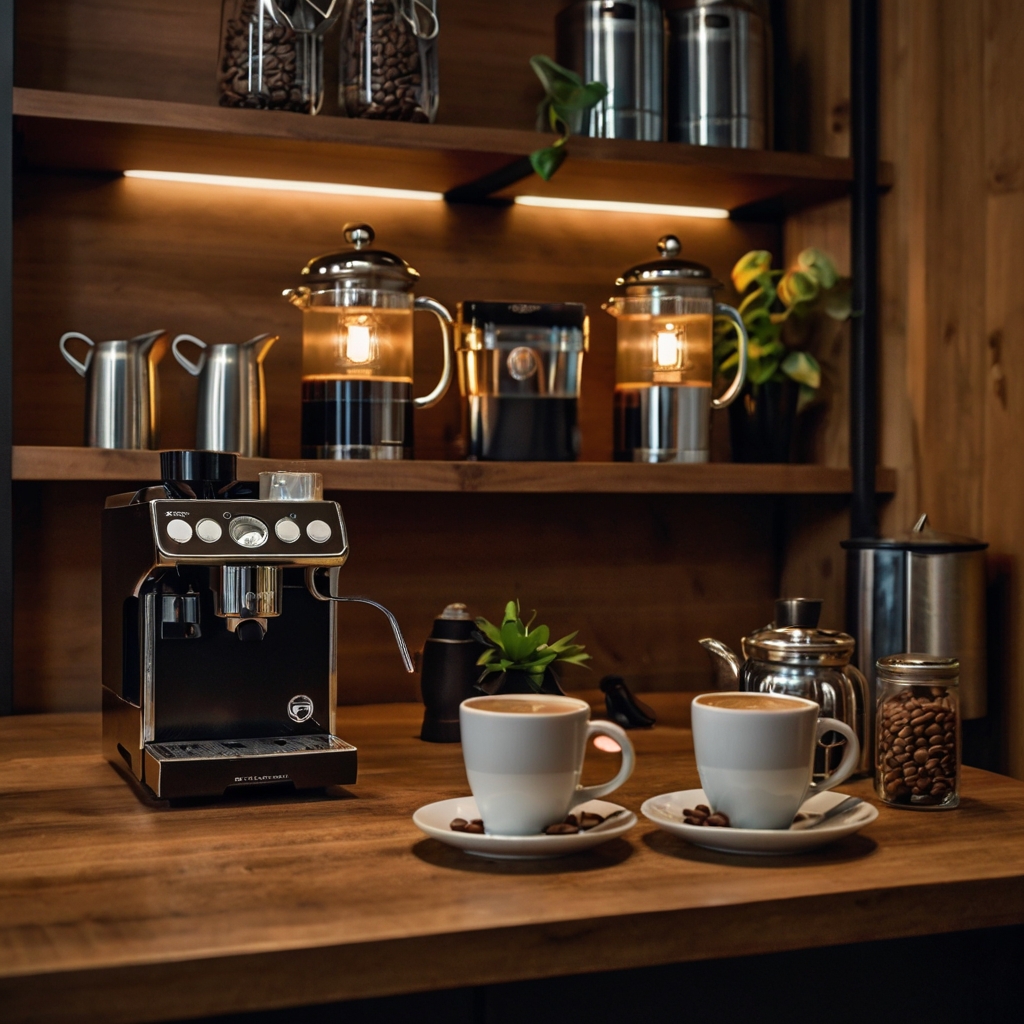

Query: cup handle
<box><xmin>710</xmin><ymin>303</ymin><xmax>748</xmax><ymax>410</ymax></box>
<box><xmin>59</xmin><ymin>332</ymin><xmax>94</xmax><ymax>377</ymax></box>
<box><xmin>807</xmin><ymin>717</ymin><xmax>861</xmax><ymax>796</ymax></box>
<box><xmin>171</xmin><ymin>334</ymin><xmax>207</xmax><ymax>376</ymax></box>
<box><xmin>412</xmin><ymin>296</ymin><xmax>454</xmax><ymax>409</ymax></box>
<box><xmin>569</xmin><ymin>720</ymin><xmax>636</xmax><ymax>809</ymax></box>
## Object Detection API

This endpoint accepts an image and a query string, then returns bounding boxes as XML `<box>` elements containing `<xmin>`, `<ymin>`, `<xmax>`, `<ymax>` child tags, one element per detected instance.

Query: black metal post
<box><xmin>1</xmin><ymin>0</ymin><xmax>13</xmax><ymax>714</ymax></box>
<box><xmin>850</xmin><ymin>0</ymin><xmax>879</xmax><ymax>539</ymax></box>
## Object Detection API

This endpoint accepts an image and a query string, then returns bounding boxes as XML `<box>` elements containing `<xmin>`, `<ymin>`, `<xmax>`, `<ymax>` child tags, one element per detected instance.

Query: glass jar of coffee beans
<box><xmin>339</xmin><ymin>0</ymin><xmax>439</xmax><ymax>122</ymax></box>
<box><xmin>218</xmin><ymin>1</ymin><xmax>342</xmax><ymax>114</ymax></box>
<box><xmin>876</xmin><ymin>654</ymin><xmax>960</xmax><ymax>809</ymax></box>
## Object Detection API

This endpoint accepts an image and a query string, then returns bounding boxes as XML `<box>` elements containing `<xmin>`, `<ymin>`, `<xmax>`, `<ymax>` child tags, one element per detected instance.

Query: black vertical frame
<box><xmin>1</xmin><ymin>0</ymin><xmax>12</xmax><ymax>714</ymax></box>
<box><xmin>850</xmin><ymin>0</ymin><xmax>880</xmax><ymax>540</ymax></box>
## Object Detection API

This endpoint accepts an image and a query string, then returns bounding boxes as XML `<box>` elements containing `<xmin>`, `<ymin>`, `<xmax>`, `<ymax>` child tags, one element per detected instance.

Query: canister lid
<box><xmin>744</xmin><ymin>626</ymin><xmax>856</xmax><ymax>666</ymax></box>
<box><xmin>876</xmin><ymin>653</ymin><xmax>960</xmax><ymax>681</ymax></box>
<box><xmin>299</xmin><ymin>223</ymin><xmax>420</xmax><ymax>291</ymax></box>
<box><xmin>615</xmin><ymin>235</ymin><xmax>721</xmax><ymax>290</ymax></box>
<box><xmin>841</xmin><ymin>513</ymin><xmax>987</xmax><ymax>553</ymax></box>
<box><xmin>459</xmin><ymin>301</ymin><xmax>588</xmax><ymax>329</ymax></box>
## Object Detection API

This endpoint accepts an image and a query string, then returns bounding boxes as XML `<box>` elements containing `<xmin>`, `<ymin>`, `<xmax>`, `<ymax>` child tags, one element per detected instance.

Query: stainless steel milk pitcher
<box><xmin>59</xmin><ymin>329</ymin><xmax>168</xmax><ymax>449</ymax></box>
<box><xmin>171</xmin><ymin>333</ymin><xmax>279</xmax><ymax>458</ymax></box>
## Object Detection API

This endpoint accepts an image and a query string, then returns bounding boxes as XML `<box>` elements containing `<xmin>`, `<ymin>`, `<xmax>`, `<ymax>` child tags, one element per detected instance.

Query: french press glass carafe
<box><xmin>284</xmin><ymin>224</ymin><xmax>454</xmax><ymax>459</ymax></box>
<box><xmin>604</xmin><ymin>235</ymin><xmax>748</xmax><ymax>462</ymax></box>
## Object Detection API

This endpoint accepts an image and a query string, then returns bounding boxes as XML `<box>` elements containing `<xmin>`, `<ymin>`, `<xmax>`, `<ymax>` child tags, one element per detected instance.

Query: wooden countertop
<box><xmin>3</xmin><ymin>697</ymin><xmax>1024</xmax><ymax>1024</ymax></box>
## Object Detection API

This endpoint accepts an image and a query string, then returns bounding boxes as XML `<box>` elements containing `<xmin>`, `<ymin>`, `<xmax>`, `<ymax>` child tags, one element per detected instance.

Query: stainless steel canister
<box><xmin>59</xmin><ymin>330</ymin><xmax>168</xmax><ymax>449</ymax></box>
<box><xmin>664</xmin><ymin>0</ymin><xmax>771</xmax><ymax>149</ymax></box>
<box><xmin>556</xmin><ymin>0</ymin><xmax>664</xmax><ymax>141</ymax></box>
<box><xmin>843</xmin><ymin>515</ymin><xmax>988</xmax><ymax>720</ymax></box>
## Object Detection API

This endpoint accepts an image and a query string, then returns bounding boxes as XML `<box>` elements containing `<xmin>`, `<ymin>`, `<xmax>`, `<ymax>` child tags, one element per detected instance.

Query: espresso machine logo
<box><xmin>287</xmin><ymin>695</ymin><xmax>314</xmax><ymax>723</ymax></box>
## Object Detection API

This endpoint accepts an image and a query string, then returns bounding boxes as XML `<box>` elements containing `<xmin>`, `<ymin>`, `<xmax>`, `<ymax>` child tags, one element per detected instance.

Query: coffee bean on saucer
<box><xmin>684</xmin><ymin>805</ymin><xmax>710</xmax><ymax>821</ymax></box>
<box><xmin>579</xmin><ymin>812</ymin><xmax>605</xmax><ymax>830</ymax></box>
<box><xmin>463</xmin><ymin>821</ymin><xmax>485</xmax><ymax>834</ymax></box>
<box><xmin>450</xmin><ymin>818</ymin><xmax>468</xmax><ymax>832</ymax></box>
<box><xmin>706</xmin><ymin>813</ymin><xmax>731</xmax><ymax>827</ymax></box>
<box><xmin>544</xmin><ymin>822</ymin><xmax>580</xmax><ymax>835</ymax></box>
<box><xmin>564</xmin><ymin>814</ymin><xmax>579</xmax><ymax>827</ymax></box>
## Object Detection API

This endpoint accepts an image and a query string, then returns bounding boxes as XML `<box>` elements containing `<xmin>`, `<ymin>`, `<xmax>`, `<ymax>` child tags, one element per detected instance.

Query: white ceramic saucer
<box><xmin>641</xmin><ymin>788</ymin><xmax>878</xmax><ymax>856</ymax></box>
<box><xmin>412</xmin><ymin>796</ymin><xmax>636</xmax><ymax>860</ymax></box>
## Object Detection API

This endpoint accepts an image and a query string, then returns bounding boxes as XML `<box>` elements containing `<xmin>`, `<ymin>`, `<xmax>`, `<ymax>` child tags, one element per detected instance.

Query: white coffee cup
<box><xmin>459</xmin><ymin>694</ymin><xmax>636</xmax><ymax>836</ymax></box>
<box><xmin>691</xmin><ymin>691</ymin><xmax>860</xmax><ymax>830</ymax></box>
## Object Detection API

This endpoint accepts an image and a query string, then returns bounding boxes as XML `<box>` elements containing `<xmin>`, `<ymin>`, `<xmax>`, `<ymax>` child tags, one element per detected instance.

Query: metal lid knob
<box><xmin>344</xmin><ymin>223</ymin><xmax>375</xmax><ymax>250</ymax></box>
<box><xmin>657</xmin><ymin>235</ymin><xmax>681</xmax><ymax>259</ymax></box>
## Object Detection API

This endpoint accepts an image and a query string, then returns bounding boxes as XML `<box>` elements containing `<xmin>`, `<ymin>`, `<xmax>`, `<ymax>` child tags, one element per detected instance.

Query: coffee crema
<box><xmin>697</xmin><ymin>693</ymin><xmax>802</xmax><ymax>711</ymax></box>
<box><xmin>467</xmin><ymin>698</ymin><xmax>579</xmax><ymax>715</ymax></box>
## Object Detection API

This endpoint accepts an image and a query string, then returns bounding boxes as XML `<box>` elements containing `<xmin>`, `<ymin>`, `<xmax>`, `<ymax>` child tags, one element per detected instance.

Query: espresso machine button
<box><xmin>275</xmin><ymin>518</ymin><xmax>301</xmax><ymax>543</ymax></box>
<box><xmin>306</xmin><ymin>519</ymin><xmax>332</xmax><ymax>543</ymax></box>
<box><xmin>166</xmin><ymin>519</ymin><xmax>193</xmax><ymax>543</ymax></box>
<box><xmin>228</xmin><ymin>515</ymin><xmax>268</xmax><ymax>548</ymax></box>
<box><xmin>195</xmin><ymin>518</ymin><xmax>223</xmax><ymax>543</ymax></box>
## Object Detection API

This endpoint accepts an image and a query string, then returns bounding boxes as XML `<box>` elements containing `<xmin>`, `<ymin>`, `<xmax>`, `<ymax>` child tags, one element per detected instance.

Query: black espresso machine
<box><xmin>102</xmin><ymin>450</ymin><xmax>412</xmax><ymax>800</ymax></box>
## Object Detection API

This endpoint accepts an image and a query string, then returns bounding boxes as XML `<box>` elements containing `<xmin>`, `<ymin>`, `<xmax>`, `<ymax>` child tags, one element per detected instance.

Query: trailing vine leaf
<box><xmin>797</xmin><ymin>248</ymin><xmax>838</xmax><ymax>289</ymax></box>
<box><xmin>732</xmin><ymin>250</ymin><xmax>772</xmax><ymax>293</ymax></box>
<box><xmin>781</xmin><ymin>350</ymin><xmax>822</xmax><ymax>389</ymax></box>
<box><xmin>530</xmin><ymin>143</ymin><xmax>567</xmax><ymax>181</ymax></box>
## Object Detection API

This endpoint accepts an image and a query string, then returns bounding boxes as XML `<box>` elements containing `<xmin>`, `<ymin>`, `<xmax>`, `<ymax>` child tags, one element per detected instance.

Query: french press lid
<box><xmin>744</xmin><ymin>626</ymin><xmax>856</xmax><ymax>667</ymax></box>
<box><xmin>299</xmin><ymin>223</ymin><xmax>420</xmax><ymax>292</ymax></box>
<box><xmin>615</xmin><ymin>235</ymin><xmax>722</xmax><ymax>292</ymax></box>
<box><xmin>841</xmin><ymin>513</ymin><xmax>988</xmax><ymax>554</ymax></box>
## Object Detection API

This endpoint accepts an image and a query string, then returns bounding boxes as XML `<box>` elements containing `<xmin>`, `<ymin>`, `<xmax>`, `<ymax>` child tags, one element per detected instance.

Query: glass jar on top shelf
<box><xmin>218</xmin><ymin>0</ymin><xmax>342</xmax><ymax>114</ymax></box>
<box><xmin>876</xmin><ymin>654</ymin><xmax>961</xmax><ymax>810</ymax></box>
<box><xmin>340</xmin><ymin>0</ymin><xmax>439</xmax><ymax>122</ymax></box>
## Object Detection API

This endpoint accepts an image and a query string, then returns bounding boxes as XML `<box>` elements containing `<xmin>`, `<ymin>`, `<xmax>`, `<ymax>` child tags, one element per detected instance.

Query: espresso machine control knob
<box><xmin>228</xmin><ymin>515</ymin><xmax>269</xmax><ymax>548</ymax></box>
<box><xmin>274</xmin><ymin>518</ymin><xmax>301</xmax><ymax>543</ymax></box>
<box><xmin>166</xmin><ymin>519</ymin><xmax>193</xmax><ymax>543</ymax></box>
<box><xmin>196</xmin><ymin>518</ymin><xmax>223</xmax><ymax>543</ymax></box>
<box><xmin>306</xmin><ymin>519</ymin><xmax>332</xmax><ymax>543</ymax></box>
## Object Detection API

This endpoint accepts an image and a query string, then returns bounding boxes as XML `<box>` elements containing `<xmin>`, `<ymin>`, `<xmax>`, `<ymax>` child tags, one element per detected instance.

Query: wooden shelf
<box><xmin>12</xmin><ymin>446</ymin><xmax>897</xmax><ymax>495</ymax></box>
<box><xmin>13</xmin><ymin>88</ymin><xmax>892</xmax><ymax>216</ymax></box>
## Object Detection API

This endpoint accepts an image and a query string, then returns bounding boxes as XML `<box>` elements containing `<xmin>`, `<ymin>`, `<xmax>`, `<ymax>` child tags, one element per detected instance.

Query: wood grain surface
<box><xmin>2</xmin><ymin>698</ymin><xmax>1024</xmax><ymax>1024</ymax></box>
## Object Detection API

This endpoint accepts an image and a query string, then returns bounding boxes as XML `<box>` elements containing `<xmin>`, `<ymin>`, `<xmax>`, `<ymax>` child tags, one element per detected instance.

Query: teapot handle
<box><xmin>711</xmin><ymin>303</ymin><xmax>749</xmax><ymax>410</ymax></box>
<box><xmin>58</xmin><ymin>332</ymin><xmax>95</xmax><ymax>377</ymax></box>
<box><xmin>171</xmin><ymin>334</ymin><xmax>208</xmax><ymax>377</ymax></box>
<box><xmin>412</xmin><ymin>296</ymin><xmax>454</xmax><ymax>409</ymax></box>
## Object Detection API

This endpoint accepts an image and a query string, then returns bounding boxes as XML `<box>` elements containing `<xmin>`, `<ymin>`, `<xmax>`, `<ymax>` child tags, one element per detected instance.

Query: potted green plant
<box><xmin>714</xmin><ymin>248</ymin><xmax>852</xmax><ymax>463</ymax></box>
<box><xmin>474</xmin><ymin>600</ymin><xmax>591</xmax><ymax>695</ymax></box>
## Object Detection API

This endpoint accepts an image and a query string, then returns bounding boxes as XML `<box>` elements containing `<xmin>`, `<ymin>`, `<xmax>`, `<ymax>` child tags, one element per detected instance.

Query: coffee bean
<box><xmin>545</xmin><ymin>822</ymin><xmax>580</xmax><ymax>835</ymax></box>
<box><xmin>450</xmin><ymin>817</ymin><xmax>468</xmax><ymax>831</ymax></box>
<box><xmin>706</xmin><ymin>813</ymin><xmax>731</xmax><ymax>827</ymax></box>
<box><xmin>463</xmin><ymin>822</ymin><xmax>485</xmax><ymax>834</ymax></box>
<box><xmin>579</xmin><ymin>812</ymin><xmax>605</xmax><ymax>830</ymax></box>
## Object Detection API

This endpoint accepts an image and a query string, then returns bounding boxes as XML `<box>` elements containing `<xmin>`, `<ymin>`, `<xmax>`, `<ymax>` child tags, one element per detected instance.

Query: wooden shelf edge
<box><xmin>12</xmin><ymin>447</ymin><xmax>898</xmax><ymax>495</ymax></box>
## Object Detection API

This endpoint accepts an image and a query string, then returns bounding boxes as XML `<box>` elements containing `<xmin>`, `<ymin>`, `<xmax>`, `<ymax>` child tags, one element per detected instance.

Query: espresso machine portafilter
<box><xmin>102</xmin><ymin>450</ymin><xmax>412</xmax><ymax>800</ymax></box>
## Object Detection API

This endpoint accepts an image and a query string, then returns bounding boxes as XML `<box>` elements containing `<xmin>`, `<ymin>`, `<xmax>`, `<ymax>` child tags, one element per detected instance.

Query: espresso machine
<box><xmin>102</xmin><ymin>450</ymin><xmax>412</xmax><ymax>800</ymax></box>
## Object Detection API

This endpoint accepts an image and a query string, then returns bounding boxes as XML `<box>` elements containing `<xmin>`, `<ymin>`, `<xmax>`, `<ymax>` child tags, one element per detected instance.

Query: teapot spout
<box><xmin>698</xmin><ymin>638</ymin><xmax>742</xmax><ymax>691</ymax></box>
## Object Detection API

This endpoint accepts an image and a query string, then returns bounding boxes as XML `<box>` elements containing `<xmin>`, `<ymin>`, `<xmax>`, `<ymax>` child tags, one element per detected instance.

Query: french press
<box><xmin>284</xmin><ymin>224</ymin><xmax>454</xmax><ymax>459</ymax></box>
<box><xmin>604</xmin><ymin>235</ymin><xmax>748</xmax><ymax>462</ymax></box>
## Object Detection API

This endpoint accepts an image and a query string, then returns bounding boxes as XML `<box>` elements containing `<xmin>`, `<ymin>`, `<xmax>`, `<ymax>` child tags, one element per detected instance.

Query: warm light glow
<box><xmin>515</xmin><ymin>195</ymin><xmax>730</xmax><ymax>219</ymax></box>
<box><xmin>123</xmin><ymin>169</ymin><xmax>444</xmax><ymax>202</ymax></box>
<box><xmin>344</xmin><ymin>323</ymin><xmax>374</xmax><ymax>364</ymax></box>
<box><xmin>654</xmin><ymin>331</ymin><xmax>680</xmax><ymax>368</ymax></box>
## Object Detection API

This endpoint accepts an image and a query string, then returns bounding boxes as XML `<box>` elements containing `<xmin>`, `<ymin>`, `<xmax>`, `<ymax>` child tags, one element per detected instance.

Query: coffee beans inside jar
<box><xmin>340</xmin><ymin>0</ymin><xmax>439</xmax><ymax>121</ymax></box>
<box><xmin>875</xmin><ymin>654</ymin><xmax>960</xmax><ymax>809</ymax></box>
<box><xmin>218</xmin><ymin>0</ymin><xmax>320</xmax><ymax>113</ymax></box>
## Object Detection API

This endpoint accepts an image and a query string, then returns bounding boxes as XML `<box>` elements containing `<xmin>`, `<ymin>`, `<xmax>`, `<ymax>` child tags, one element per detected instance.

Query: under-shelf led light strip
<box><xmin>123</xmin><ymin>169</ymin><xmax>730</xmax><ymax>218</ymax></box>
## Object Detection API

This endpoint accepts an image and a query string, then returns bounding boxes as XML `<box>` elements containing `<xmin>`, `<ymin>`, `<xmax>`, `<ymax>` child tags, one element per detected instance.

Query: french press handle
<box><xmin>412</xmin><ymin>296</ymin><xmax>454</xmax><ymax>409</ymax></box>
<box><xmin>711</xmin><ymin>303</ymin><xmax>749</xmax><ymax>410</ymax></box>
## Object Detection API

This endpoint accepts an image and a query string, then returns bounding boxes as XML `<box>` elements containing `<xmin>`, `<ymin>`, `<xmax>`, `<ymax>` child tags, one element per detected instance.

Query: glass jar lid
<box><xmin>615</xmin><ymin>235</ymin><xmax>722</xmax><ymax>292</ymax></box>
<box><xmin>877</xmin><ymin>653</ymin><xmax>960</xmax><ymax>681</ymax></box>
<box><xmin>744</xmin><ymin>626</ymin><xmax>856</xmax><ymax>666</ymax></box>
<box><xmin>299</xmin><ymin>223</ymin><xmax>420</xmax><ymax>292</ymax></box>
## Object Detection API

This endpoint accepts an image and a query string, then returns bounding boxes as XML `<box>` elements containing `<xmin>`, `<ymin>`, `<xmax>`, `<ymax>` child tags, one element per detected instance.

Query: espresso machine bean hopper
<box><xmin>102</xmin><ymin>450</ymin><xmax>413</xmax><ymax>800</ymax></box>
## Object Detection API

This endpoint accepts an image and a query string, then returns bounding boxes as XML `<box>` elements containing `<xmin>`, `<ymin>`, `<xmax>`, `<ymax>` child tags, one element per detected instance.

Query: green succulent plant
<box><xmin>527</xmin><ymin>55</ymin><xmax>608</xmax><ymax>181</ymax></box>
<box><xmin>715</xmin><ymin>247</ymin><xmax>852</xmax><ymax>411</ymax></box>
<box><xmin>475</xmin><ymin>600</ymin><xmax>591</xmax><ymax>691</ymax></box>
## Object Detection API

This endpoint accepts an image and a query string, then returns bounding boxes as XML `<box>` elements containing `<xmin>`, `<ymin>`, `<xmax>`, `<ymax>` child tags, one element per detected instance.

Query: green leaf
<box><xmin>546</xmin><ymin>630</ymin><xmax>580</xmax><ymax>653</ymax></box>
<box><xmin>530</xmin><ymin>54</ymin><xmax>583</xmax><ymax>95</ymax></box>
<box><xmin>558</xmin><ymin>653</ymin><xmax>592</xmax><ymax>667</ymax></box>
<box><xmin>474</xmin><ymin>617</ymin><xmax>503</xmax><ymax>646</ymax></box>
<box><xmin>778</xmin><ymin>269</ymin><xmax>819</xmax><ymax>307</ymax></box>
<box><xmin>797</xmin><ymin>248</ymin><xmax>838</xmax><ymax>289</ymax></box>
<box><xmin>822</xmin><ymin>281</ymin><xmax>853</xmax><ymax>321</ymax></box>
<box><xmin>797</xmin><ymin>383</ymin><xmax>818</xmax><ymax>413</ymax></box>
<box><xmin>500</xmin><ymin>620</ymin><xmax>530</xmax><ymax>661</ymax></box>
<box><xmin>732</xmin><ymin>250</ymin><xmax>772</xmax><ymax>293</ymax></box>
<box><xmin>529</xmin><ymin>144</ymin><xmax>567</xmax><ymax>181</ymax></box>
<box><xmin>781</xmin><ymin>351</ymin><xmax>821</xmax><ymax>389</ymax></box>
<box><xmin>749</xmin><ymin>358</ymin><xmax>780</xmax><ymax>386</ymax></box>
<box><xmin>530</xmin><ymin>624</ymin><xmax>550</xmax><ymax>647</ymax></box>
<box><xmin>502</xmin><ymin>600</ymin><xmax>519</xmax><ymax>626</ymax></box>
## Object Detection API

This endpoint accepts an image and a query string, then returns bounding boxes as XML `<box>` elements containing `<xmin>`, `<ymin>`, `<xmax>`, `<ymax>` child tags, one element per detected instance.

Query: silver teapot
<box><xmin>700</xmin><ymin>618</ymin><xmax>872</xmax><ymax>780</ymax></box>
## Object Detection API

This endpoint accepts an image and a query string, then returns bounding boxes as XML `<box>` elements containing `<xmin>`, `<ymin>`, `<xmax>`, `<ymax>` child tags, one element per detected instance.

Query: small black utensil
<box><xmin>600</xmin><ymin>675</ymin><xmax>656</xmax><ymax>729</ymax></box>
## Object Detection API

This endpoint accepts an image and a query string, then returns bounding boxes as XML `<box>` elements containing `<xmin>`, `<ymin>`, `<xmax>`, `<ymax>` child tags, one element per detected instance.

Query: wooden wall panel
<box><xmin>12</xmin><ymin>483</ymin><xmax>779</xmax><ymax>712</ymax></box>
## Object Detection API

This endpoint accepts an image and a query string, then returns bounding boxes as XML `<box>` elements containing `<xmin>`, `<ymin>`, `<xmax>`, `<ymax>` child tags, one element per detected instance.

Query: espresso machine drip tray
<box><xmin>141</xmin><ymin>734</ymin><xmax>358</xmax><ymax>799</ymax></box>
<box><xmin>148</xmin><ymin>734</ymin><xmax>353</xmax><ymax>760</ymax></box>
